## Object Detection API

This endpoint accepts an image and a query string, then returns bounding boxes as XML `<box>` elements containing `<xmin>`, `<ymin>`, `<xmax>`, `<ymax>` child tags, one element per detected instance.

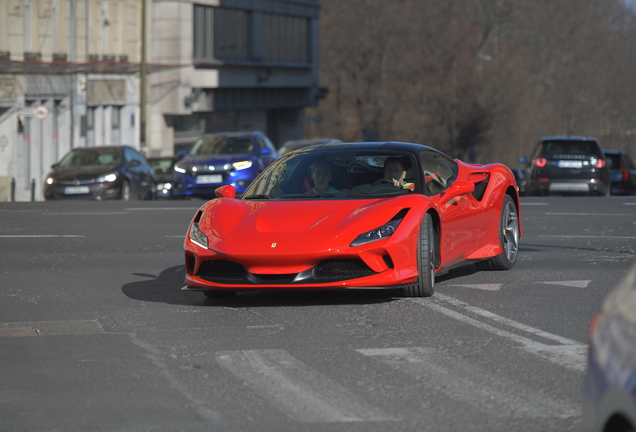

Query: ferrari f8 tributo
<box><xmin>182</xmin><ymin>142</ymin><xmax>521</xmax><ymax>298</ymax></box>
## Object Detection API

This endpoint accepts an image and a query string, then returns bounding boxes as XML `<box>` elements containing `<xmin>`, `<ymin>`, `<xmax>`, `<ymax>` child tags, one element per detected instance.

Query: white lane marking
<box><xmin>357</xmin><ymin>347</ymin><xmax>580</xmax><ymax>418</ymax></box>
<box><xmin>410</xmin><ymin>295</ymin><xmax>586</xmax><ymax>372</ymax></box>
<box><xmin>546</xmin><ymin>212</ymin><xmax>633</xmax><ymax>216</ymax></box>
<box><xmin>539</xmin><ymin>280</ymin><xmax>591</xmax><ymax>288</ymax></box>
<box><xmin>129</xmin><ymin>334</ymin><xmax>221</xmax><ymax>424</ymax></box>
<box><xmin>624</xmin><ymin>203</ymin><xmax>636</xmax><ymax>205</ymax></box>
<box><xmin>0</xmin><ymin>235</ymin><xmax>84</xmax><ymax>238</ymax></box>
<box><xmin>449</xmin><ymin>283</ymin><xmax>502</xmax><ymax>291</ymax></box>
<box><xmin>215</xmin><ymin>349</ymin><xmax>395</xmax><ymax>423</ymax></box>
<box><xmin>540</xmin><ymin>235</ymin><xmax>636</xmax><ymax>239</ymax></box>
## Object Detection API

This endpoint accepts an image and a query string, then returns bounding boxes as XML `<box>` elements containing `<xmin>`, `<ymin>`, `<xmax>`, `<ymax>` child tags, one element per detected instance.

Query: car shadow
<box><xmin>121</xmin><ymin>265</ymin><xmax>399</xmax><ymax>307</ymax></box>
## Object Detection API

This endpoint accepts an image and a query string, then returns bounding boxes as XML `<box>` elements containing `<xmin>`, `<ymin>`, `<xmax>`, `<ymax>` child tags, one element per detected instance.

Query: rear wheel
<box><xmin>476</xmin><ymin>194</ymin><xmax>519</xmax><ymax>270</ymax></box>
<box><xmin>402</xmin><ymin>213</ymin><xmax>435</xmax><ymax>297</ymax></box>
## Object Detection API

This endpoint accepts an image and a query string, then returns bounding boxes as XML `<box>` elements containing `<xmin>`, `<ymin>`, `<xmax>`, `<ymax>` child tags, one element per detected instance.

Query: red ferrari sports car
<box><xmin>183</xmin><ymin>142</ymin><xmax>521</xmax><ymax>298</ymax></box>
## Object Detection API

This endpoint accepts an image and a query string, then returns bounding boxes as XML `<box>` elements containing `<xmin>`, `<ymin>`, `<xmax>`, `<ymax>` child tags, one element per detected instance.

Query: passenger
<box><xmin>383</xmin><ymin>157</ymin><xmax>414</xmax><ymax>190</ymax></box>
<box><xmin>310</xmin><ymin>159</ymin><xmax>339</xmax><ymax>194</ymax></box>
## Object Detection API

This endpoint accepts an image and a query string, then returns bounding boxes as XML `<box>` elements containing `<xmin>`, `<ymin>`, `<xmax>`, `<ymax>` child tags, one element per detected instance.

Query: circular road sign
<box><xmin>33</xmin><ymin>105</ymin><xmax>49</xmax><ymax>121</ymax></box>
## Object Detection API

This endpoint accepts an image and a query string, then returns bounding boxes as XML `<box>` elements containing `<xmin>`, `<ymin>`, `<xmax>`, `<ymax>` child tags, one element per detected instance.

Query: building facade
<box><xmin>0</xmin><ymin>0</ymin><xmax>321</xmax><ymax>201</ymax></box>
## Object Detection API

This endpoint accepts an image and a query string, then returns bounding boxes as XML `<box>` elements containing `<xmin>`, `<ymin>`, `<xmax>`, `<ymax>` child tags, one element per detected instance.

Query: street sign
<box><xmin>33</xmin><ymin>105</ymin><xmax>49</xmax><ymax>121</ymax></box>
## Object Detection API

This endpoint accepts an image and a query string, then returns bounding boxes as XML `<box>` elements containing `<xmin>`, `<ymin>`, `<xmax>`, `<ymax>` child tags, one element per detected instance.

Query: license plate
<box><xmin>196</xmin><ymin>174</ymin><xmax>223</xmax><ymax>184</ymax></box>
<box><xmin>64</xmin><ymin>186</ymin><xmax>90</xmax><ymax>194</ymax></box>
<box><xmin>558</xmin><ymin>160</ymin><xmax>582</xmax><ymax>168</ymax></box>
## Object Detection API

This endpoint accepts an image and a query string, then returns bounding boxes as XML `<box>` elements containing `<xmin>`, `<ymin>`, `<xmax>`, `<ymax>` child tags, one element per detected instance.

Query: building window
<box><xmin>194</xmin><ymin>5</ymin><xmax>249</xmax><ymax>61</ymax></box>
<box><xmin>112</xmin><ymin>106</ymin><xmax>121</xmax><ymax>128</ymax></box>
<box><xmin>87</xmin><ymin>108</ymin><xmax>95</xmax><ymax>130</ymax></box>
<box><xmin>263</xmin><ymin>14</ymin><xmax>309</xmax><ymax>63</ymax></box>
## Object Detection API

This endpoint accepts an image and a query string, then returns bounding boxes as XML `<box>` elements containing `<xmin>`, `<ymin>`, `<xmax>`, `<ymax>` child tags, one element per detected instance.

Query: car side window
<box><xmin>419</xmin><ymin>150</ymin><xmax>457</xmax><ymax>195</ymax></box>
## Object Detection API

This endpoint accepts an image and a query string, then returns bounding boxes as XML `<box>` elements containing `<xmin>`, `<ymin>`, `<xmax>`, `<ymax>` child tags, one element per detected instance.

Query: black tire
<box><xmin>402</xmin><ymin>213</ymin><xmax>435</xmax><ymax>297</ymax></box>
<box><xmin>203</xmin><ymin>290</ymin><xmax>237</xmax><ymax>299</ymax></box>
<box><xmin>120</xmin><ymin>180</ymin><xmax>131</xmax><ymax>201</ymax></box>
<box><xmin>476</xmin><ymin>194</ymin><xmax>519</xmax><ymax>270</ymax></box>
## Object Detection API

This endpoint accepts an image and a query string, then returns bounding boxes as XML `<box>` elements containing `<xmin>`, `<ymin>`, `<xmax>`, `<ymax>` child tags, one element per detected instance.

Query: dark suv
<box><xmin>524</xmin><ymin>136</ymin><xmax>611</xmax><ymax>196</ymax></box>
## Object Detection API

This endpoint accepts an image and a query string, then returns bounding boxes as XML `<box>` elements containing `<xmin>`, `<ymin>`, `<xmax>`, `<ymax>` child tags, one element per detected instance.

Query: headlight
<box><xmin>45</xmin><ymin>177</ymin><xmax>55</xmax><ymax>185</ymax></box>
<box><xmin>157</xmin><ymin>182</ymin><xmax>172</xmax><ymax>190</ymax></box>
<box><xmin>232</xmin><ymin>160</ymin><xmax>253</xmax><ymax>171</ymax></box>
<box><xmin>97</xmin><ymin>172</ymin><xmax>118</xmax><ymax>182</ymax></box>
<box><xmin>189</xmin><ymin>223</ymin><xmax>208</xmax><ymax>249</ymax></box>
<box><xmin>174</xmin><ymin>164</ymin><xmax>187</xmax><ymax>173</ymax></box>
<box><xmin>350</xmin><ymin>220</ymin><xmax>402</xmax><ymax>247</ymax></box>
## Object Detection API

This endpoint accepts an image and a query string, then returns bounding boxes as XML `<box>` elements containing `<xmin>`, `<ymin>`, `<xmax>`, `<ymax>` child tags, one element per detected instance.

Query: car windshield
<box><xmin>58</xmin><ymin>148</ymin><xmax>121</xmax><ymax>167</ymax></box>
<box><xmin>541</xmin><ymin>140</ymin><xmax>602</xmax><ymax>157</ymax></box>
<box><xmin>242</xmin><ymin>149</ymin><xmax>418</xmax><ymax>199</ymax></box>
<box><xmin>190</xmin><ymin>136</ymin><xmax>254</xmax><ymax>156</ymax></box>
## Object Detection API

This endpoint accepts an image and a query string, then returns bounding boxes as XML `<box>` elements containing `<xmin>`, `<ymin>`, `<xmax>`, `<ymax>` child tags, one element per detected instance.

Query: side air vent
<box><xmin>469</xmin><ymin>172</ymin><xmax>490</xmax><ymax>201</ymax></box>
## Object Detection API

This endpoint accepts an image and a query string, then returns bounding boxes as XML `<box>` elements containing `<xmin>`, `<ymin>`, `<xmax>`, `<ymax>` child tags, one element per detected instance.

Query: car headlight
<box><xmin>232</xmin><ymin>160</ymin><xmax>253</xmax><ymax>171</ymax></box>
<box><xmin>157</xmin><ymin>182</ymin><xmax>172</xmax><ymax>190</ymax></box>
<box><xmin>45</xmin><ymin>177</ymin><xmax>56</xmax><ymax>185</ymax></box>
<box><xmin>350</xmin><ymin>220</ymin><xmax>402</xmax><ymax>247</ymax></box>
<box><xmin>97</xmin><ymin>172</ymin><xmax>118</xmax><ymax>183</ymax></box>
<box><xmin>174</xmin><ymin>164</ymin><xmax>187</xmax><ymax>173</ymax></box>
<box><xmin>189</xmin><ymin>223</ymin><xmax>208</xmax><ymax>249</ymax></box>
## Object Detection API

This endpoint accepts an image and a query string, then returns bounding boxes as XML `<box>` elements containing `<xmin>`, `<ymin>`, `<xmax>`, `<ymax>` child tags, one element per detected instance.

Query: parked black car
<box><xmin>44</xmin><ymin>145</ymin><xmax>157</xmax><ymax>201</ymax></box>
<box><xmin>603</xmin><ymin>149</ymin><xmax>636</xmax><ymax>196</ymax></box>
<box><xmin>524</xmin><ymin>136</ymin><xmax>611</xmax><ymax>196</ymax></box>
<box><xmin>147</xmin><ymin>156</ymin><xmax>180</xmax><ymax>199</ymax></box>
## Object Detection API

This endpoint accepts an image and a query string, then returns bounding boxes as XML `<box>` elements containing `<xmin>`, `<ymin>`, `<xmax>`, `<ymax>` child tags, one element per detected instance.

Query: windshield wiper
<box><xmin>243</xmin><ymin>194</ymin><xmax>274</xmax><ymax>200</ymax></box>
<box><xmin>286</xmin><ymin>194</ymin><xmax>341</xmax><ymax>198</ymax></box>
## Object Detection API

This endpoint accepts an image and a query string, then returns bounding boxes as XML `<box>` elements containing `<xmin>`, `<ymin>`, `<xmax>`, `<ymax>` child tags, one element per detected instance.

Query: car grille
<box><xmin>196</xmin><ymin>258</ymin><xmax>377</xmax><ymax>285</ymax></box>
<box><xmin>197</xmin><ymin>260</ymin><xmax>246</xmax><ymax>282</ymax></box>
<box><xmin>313</xmin><ymin>259</ymin><xmax>376</xmax><ymax>282</ymax></box>
<box><xmin>58</xmin><ymin>179</ymin><xmax>96</xmax><ymax>185</ymax></box>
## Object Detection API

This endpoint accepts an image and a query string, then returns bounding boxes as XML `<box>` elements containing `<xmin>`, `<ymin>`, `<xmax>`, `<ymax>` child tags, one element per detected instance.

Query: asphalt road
<box><xmin>1</xmin><ymin>195</ymin><xmax>635</xmax><ymax>432</ymax></box>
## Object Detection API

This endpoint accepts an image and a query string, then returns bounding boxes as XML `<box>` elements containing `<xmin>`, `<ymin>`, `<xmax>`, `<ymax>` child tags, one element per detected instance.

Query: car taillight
<box><xmin>534</xmin><ymin>158</ymin><xmax>547</xmax><ymax>167</ymax></box>
<box><xmin>621</xmin><ymin>161</ymin><xmax>630</xmax><ymax>181</ymax></box>
<box><xmin>594</xmin><ymin>159</ymin><xmax>606</xmax><ymax>169</ymax></box>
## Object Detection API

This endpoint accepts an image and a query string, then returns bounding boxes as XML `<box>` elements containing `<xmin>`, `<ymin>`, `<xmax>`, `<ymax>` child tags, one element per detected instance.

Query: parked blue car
<box><xmin>172</xmin><ymin>131</ymin><xmax>280</xmax><ymax>199</ymax></box>
<box><xmin>583</xmin><ymin>261</ymin><xmax>636</xmax><ymax>432</ymax></box>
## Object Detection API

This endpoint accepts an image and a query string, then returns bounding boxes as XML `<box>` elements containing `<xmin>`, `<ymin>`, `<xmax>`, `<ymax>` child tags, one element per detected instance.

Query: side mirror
<box><xmin>261</xmin><ymin>147</ymin><xmax>272</xmax><ymax>154</ymax></box>
<box><xmin>518</xmin><ymin>156</ymin><xmax>528</xmax><ymax>165</ymax></box>
<box><xmin>437</xmin><ymin>180</ymin><xmax>475</xmax><ymax>206</ymax></box>
<box><xmin>129</xmin><ymin>160</ymin><xmax>141</xmax><ymax>167</ymax></box>
<box><xmin>215</xmin><ymin>184</ymin><xmax>236</xmax><ymax>199</ymax></box>
<box><xmin>51</xmin><ymin>163</ymin><xmax>59</xmax><ymax>169</ymax></box>
<box><xmin>176</xmin><ymin>151</ymin><xmax>188</xmax><ymax>159</ymax></box>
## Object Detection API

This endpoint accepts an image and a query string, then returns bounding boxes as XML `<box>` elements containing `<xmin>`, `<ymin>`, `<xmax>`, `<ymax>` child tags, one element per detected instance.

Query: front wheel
<box><xmin>476</xmin><ymin>194</ymin><xmax>519</xmax><ymax>270</ymax></box>
<box><xmin>402</xmin><ymin>213</ymin><xmax>435</xmax><ymax>297</ymax></box>
<box><xmin>120</xmin><ymin>180</ymin><xmax>131</xmax><ymax>201</ymax></box>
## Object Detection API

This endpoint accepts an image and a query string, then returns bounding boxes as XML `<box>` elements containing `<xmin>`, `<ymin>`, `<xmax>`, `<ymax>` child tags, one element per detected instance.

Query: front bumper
<box><xmin>183</xmin><ymin>231</ymin><xmax>420</xmax><ymax>291</ymax></box>
<box><xmin>172</xmin><ymin>168</ymin><xmax>258</xmax><ymax>198</ymax></box>
<box><xmin>44</xmin><ymin>181</ymin><xmax>123</xmax><ymax>200</ymax></box>
<box><xmin>528</xmin><ymin>179</ymin><xmax>609</xmax><ymax>196</ymax></box>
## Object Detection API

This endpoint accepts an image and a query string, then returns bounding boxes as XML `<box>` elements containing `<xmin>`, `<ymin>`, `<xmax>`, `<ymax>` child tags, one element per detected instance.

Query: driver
<box><xmin>383</xmin><ymin>157</ymin><xmax>414</xmax><ymax>190</ymax></box>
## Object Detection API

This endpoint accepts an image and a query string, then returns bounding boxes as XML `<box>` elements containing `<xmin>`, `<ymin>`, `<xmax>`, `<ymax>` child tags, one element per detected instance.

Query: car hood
<box><xmin>199</xmin><ymin>197</ymin><xmax>413</xmax><ymax>241</ymax></box>
<box><xmin>50</xmin><ymin>165</ymin><xmax>119</xmax><ymax>181</ymax></box>
<box><xmin>182</xmin><ymin>154</ymin><xmax>253</xmax><ymax>166</ymax></box>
